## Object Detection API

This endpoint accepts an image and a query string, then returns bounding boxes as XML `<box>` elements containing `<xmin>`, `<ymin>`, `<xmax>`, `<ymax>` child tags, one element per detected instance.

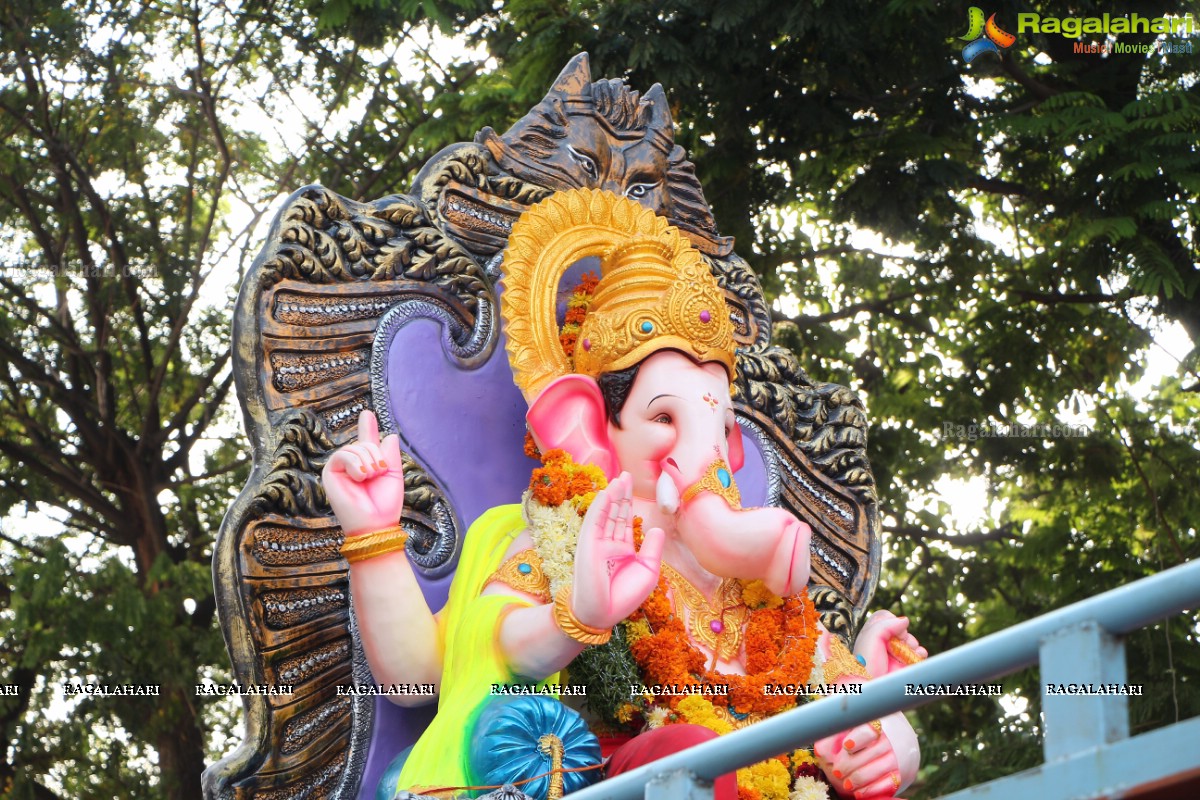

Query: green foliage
<box><xmin>0</xmin><ymin>0</ymin><xmax>462</xmax><ymax>795</ymax></box>
<box><xmin>2</xmin><ymin>0</ymin><xmax>1197</xmax><ymax>796</ymax></box>
<box><xmin>566</xmin><ymin>624</ymin><xmax>644</xmax><ymax>729</ymax></box>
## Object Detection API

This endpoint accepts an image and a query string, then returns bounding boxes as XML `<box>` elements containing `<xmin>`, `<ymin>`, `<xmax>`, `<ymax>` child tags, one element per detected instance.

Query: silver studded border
<box><xmin>735</xmin><ymin>414</ymin><xmax>782</xmax><ymax>508</ymax></box>
<box><xmin>367</xmin><ymin>296</ymin><xmax>495</xmax><ymax>579</ymax></box>
<box><xmin>780</xmin><ymin>458</ymin><xmax>856</xmax><ymax>525</ymax></box>
<box><xmin>330</xmin><ymin>602</ymin><xmax>373</xmax><ymax>800</ymax></box>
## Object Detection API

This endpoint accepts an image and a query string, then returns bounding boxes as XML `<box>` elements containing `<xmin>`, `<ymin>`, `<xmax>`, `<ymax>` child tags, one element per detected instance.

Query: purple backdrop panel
<box><xmin>359</xmin><ymin>316</ymin><xmax>530</xmax><ymax>799</ymax></box>
<box><xmin>736</xmin><ymin>425</ymin><xmax>768</xmax><ymax>507</ymax></box>
<box><xmin>384</xmin><ymin>318</ymin><xmax>530</xmax><ymax>554</ymax></box>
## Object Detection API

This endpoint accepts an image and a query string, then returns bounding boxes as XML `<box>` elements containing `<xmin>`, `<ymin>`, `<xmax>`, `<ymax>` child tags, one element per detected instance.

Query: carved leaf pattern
<box><xmin>252</xmin><ymin>412</ymin><xmax>334</xmax><ymax>518</ymax></box>
<box><xmin>736</xmin><ymin>347</ymin><xmax>877</xmax><ymax>502</ymax></box>
<box><xmin>259</xmin><ymin>187</ymin><xmax>489</xmax><ymax>313</ymax></box>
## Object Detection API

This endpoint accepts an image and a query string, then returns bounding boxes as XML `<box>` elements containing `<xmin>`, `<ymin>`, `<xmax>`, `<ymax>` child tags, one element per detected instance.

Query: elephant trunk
<box><xmin>659</xmin><ymin>460</ymin><xmax>812</xmax><ymax>597</ymax></box>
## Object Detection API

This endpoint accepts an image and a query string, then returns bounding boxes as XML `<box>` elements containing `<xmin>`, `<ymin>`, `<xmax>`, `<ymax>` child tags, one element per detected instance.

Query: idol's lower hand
<box><xmin>815</xmin><ymin>712</ymin><xmax>919</xmax><ymax>799</ymax></box>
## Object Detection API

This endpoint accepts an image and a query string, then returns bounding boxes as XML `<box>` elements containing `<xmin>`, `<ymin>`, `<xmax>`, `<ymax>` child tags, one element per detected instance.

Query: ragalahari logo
<box><xmin>960</xmin><ymin>7</ymin><xmax>1017</xmax><ymax>62</ymax></box>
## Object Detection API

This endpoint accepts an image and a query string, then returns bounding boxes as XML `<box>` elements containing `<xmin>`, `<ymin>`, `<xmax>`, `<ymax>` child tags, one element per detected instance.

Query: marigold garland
<box><xmin>528</xmin><ymin>448</ymin><xmax>607</xmax><ymax>514</ymax></box>
<box><xmin>742</xmin><ymin>579</ymin><xmax>785</xmax><ymax>610</ymax></box>
<box><xmin>627</xmin><ymin>576</ymin><xmax>820</xmax><ymax>717</ymax></box>
<box><xmin>624</xmin><ymin>618</ymin><xmax>652</xmax><ymax>645</ymax></box>
<box><xmin>559</xmin><ymin>271</ymin><xmax>601</xmax><ymax>360</ymax></box>
<box><xmin>737</xmin><ymin>759</ymin><xmax>792</xmax><ymax>800</ymax></box>
<box><xmin>523</xmin><ymin>431</ymin><xmax>542</xmax><ymax>461</ymax></box>
<box><xmin>676</xmin><ymin>694</ymin><xmax>733</xmax><ymax>735</ymax></box>
<box><xmin>523</xmin><ymin>448</ymin><xmax>614</xmax><ymax>602</ymax></box>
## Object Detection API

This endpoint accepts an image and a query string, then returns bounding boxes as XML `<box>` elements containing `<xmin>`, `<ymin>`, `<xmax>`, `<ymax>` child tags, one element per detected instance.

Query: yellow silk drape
<box><xmin>395</xmin><ymin>504</ymin><xmax>560</xmax><ymax>791</ymax></box>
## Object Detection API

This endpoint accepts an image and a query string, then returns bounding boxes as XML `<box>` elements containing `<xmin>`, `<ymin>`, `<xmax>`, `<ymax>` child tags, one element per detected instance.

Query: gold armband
<box><xmin>340</xmin><ymin>525</ymin><xmax>409</xmax><ymax>564</ymax></box>
<box><xmin>823</xmin><ymin>634</ymin><xmax>871</xmax><ymax>684</ymax></box>
<box><xmin>679</xmin><ymin>458</ymin><xmax>741</xmax><ymax>509</ymax></box>
<box><xmin>552</xmin><ymin>587</ymin><xmax>611</xmax><ymax>646</ymax></box>
<box><xmin>487</xmin><ymin>549</ymin><xmax>551</xmax><ymax>603</ymax></box>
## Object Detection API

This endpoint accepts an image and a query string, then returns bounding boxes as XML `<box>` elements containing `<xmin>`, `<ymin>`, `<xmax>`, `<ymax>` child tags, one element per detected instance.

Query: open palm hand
<box><xmin>570</xmin><ymin>472</ymin><xmax>665</xmax><ymax>630</ymax></box>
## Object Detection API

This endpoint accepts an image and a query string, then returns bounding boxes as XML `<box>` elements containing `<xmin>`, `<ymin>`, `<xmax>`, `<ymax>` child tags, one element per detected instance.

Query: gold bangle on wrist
<box><xmin>340</xmin><ymin>525</ymin><xmax>409</xmax><ymax>564</ymax></box>
<box><xmin>552</xmin><ymin>587</ymin><xmax>611</xmax><ymax>646</ymax></box>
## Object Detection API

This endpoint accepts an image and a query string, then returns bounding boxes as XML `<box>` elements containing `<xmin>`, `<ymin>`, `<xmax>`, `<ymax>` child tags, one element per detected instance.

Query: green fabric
<box><xmin>396</xmin><ymin>504</ymin><xmax>559</xmax><ymax>791</ymax></box>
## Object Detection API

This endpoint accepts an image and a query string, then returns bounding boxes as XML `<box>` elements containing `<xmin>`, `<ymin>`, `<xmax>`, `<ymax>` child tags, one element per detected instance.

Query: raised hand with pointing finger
<box><xmin>323</xmin><ymin>410</ymin><xmax>406</xmax><ymax>538</ymax></box>
<box><xmin>322</xmin><ymin>410</ymin><xmax>442</xmax><ymax>704</ymax></box>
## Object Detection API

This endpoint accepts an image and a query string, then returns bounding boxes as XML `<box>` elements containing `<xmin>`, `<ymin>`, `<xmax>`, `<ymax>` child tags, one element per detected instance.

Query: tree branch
<box><xmin>886</xmin><ymin>523</ymin><xmax>1019</xmax><ymax>546</ymax></box>
<box><xmin>0</xmin><ymin>436</ymin><xmax>124</xmax><ymax>532</ymax></box>
<box><xmin>999</xmin><ymin>51</ymin><xmax>1061</xmax><ymax>102</ymax></box>
<box><xmin>167</xmin><ymin>456</ymin><xmax>248</xmax><ymax>488</ymax></box>
<box><xmin>1010</xmin><ymin>289</ymin><xmax>1134</xmax><ymax>305</ymax></box>
<box><xmin>965</xmin><ymin>175</ymin><xmax>1030</xmax><ymax>196</ymax></box>
<box><xmin>772</xmin><ymin>290</ymin><xmax>934</xmax><ymax>334</ymax></box>
<box><xmin>0</xmin><ymin>528</ymin><xmax>47</xmax><ymax>558</ymax></box>
<box><xmin>164</xmin><ymin>370</ymin><xmax>234</xmax><ymax>475</ymax></box>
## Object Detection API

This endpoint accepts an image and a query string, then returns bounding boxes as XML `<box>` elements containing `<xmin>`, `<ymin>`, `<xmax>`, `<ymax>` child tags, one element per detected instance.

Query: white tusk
<box><xmin>657</xmin><ymin>470</ymin><xmax>680</xmax><ymax>515</ymax></box>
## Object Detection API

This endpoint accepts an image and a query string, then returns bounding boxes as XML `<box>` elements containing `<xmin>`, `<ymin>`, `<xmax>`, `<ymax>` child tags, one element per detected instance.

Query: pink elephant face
<box><xmin>526</xmin><ymin>348</ymin><xmax>809</xmax><ymax>594</ymax></box>
<box><xmin>605</xmin><ymin>349</ymin><xmax>737</xmax><ymax>500</ymax></box>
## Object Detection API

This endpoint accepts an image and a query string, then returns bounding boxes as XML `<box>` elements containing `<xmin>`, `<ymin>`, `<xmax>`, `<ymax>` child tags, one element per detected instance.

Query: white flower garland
<box><xmin>790</xmin><ymin>775</ymin><xmax>829</xmax><ymax>800</ymax></box>
<box><xmin>522</xmin><ymin>490</ymin><xmax>584</xmax><ymax>598</ymax></box>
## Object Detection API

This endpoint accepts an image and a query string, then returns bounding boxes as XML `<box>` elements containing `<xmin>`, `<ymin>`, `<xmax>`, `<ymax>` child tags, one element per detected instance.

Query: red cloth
<box><xmin>606</xmin><ymin>724</ymin><xmax>738</xmax><ymax>800</ymax></box>
<box><xmin>598</xmin><ymin>734</ymin><xmax>636</xmax><ymax>759</ymax></box>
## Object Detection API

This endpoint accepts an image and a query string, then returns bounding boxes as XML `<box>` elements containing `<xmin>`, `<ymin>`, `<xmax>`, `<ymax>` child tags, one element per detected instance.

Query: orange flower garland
<box><xmin>523</xmin><ymin>431</ymin><xmax>542</xmax><ymax>461</ymax></box>
<box><xmin>623</xmin><ymin>526</ymin><xmax>820</xmax><ymax>717</ymax></box>
<box><xmin>524</xmin><ymin>450</ymin><xmax>827</xmax><ymax>800</ymax></box>
<box><xmin>529</xmin><ymin>448</ymin><xmax>607</xmax><ymax>513</ymax></box>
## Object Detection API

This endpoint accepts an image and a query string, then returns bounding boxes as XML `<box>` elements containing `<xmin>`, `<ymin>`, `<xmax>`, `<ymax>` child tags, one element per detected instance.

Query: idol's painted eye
<box><xmin>567</xmin><ymin>146</ymin><xmax>599</xmax><ymax>180</ymax></box>
<box><xmin>626</xmin><ymin>181</ymin><xmax>658</xmax><ymax>199</ymax></box>
<box><xmin>654</xmin><ymin>413</ymin><xmax>672</xmax><ymax>425</ymax></box>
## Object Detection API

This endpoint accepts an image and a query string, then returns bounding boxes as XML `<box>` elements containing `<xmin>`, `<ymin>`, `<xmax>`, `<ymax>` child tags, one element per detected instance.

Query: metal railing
<box><xmin>565</xmin><ymin>558</ymin><xmax>1200</xmax><ymax>800</ymax></box>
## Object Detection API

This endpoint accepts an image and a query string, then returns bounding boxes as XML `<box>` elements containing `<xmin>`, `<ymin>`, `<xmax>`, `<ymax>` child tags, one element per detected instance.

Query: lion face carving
<box><xmin>473</xmin><ymin>53</ymin><xmax>732</xmax><ymax>257</ymax></box>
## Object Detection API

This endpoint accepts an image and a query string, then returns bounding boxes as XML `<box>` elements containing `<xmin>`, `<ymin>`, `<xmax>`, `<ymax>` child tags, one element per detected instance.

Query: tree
<box><xmin>3</xmin><ymin>0</ymin><xmax>1197</xmax><ymax>795</ymax></box>
<box><xmin>0</xmin><ymin>1</ymin><xmax>480</xmax><ymax>796</ymax></box>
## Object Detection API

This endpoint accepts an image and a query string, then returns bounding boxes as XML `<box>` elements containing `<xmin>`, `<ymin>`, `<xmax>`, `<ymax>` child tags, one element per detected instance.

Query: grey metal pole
<box><xmin>565</xmin><ymin>558</ymin><xmax>1200</xmax><ymax>800</ymax></box>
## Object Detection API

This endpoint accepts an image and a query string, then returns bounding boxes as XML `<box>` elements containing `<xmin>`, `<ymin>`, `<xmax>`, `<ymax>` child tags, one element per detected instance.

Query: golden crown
<box><xmin>501</xmin><ymin>189</ymin><xmax>736</xmax><ymax>400</ymax></box>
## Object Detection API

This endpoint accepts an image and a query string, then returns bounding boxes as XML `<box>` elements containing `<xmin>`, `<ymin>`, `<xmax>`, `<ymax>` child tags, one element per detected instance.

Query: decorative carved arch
<box><xmin>205</xmin><ymin>53</ymin><xmax>880</xmax><ymax>800</ymax></box>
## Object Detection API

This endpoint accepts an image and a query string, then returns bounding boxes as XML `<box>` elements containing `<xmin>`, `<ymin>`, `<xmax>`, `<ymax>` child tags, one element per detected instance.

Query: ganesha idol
<box><xmin>321</xmin><ymin>189</ymin><xmax>926</xmax><ymax>800</ymax></box>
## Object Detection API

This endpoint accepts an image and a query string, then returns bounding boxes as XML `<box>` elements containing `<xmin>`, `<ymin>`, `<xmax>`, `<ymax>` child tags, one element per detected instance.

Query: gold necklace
<box><xmin>659</xmin><ymin>562</ymin><xmax>748</xmax><ymax>662</ymax></box>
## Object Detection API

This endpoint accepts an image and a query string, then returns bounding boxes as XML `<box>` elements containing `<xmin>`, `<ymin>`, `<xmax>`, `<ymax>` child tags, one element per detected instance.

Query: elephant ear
<box><xmin>728</xmin><ymin>420</ymin><xmax>745</xmax><ymax>472</ymax></box>
<box><xmin>527</xmin><ymin>374</ymin><xmax>618</xmax><ymax>478</ymax></box>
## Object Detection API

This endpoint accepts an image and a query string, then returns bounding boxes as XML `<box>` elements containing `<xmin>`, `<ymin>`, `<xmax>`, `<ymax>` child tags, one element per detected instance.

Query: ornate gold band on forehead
<box><xmin>500</xmin><ymin>188</ymin><xmax>737</xmax><ymax>401</ymax></box>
